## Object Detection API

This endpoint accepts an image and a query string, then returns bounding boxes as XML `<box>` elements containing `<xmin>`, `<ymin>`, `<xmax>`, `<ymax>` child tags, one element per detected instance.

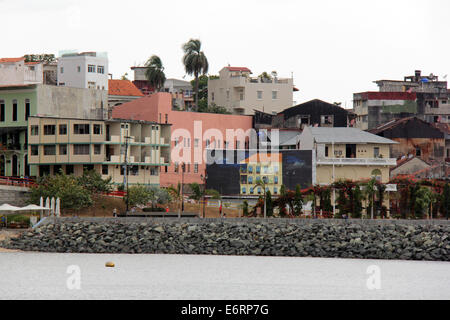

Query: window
<box><xmin>206</xmin><ymin>139</ymin><xmax>210</xmax><ymax>148</ymax></box>
<box><xmin>321</xmin><ymin>115</ymin><xmax>334</xmax><ymax>126</ymax></box>
<box><xmin>194</xmin><ymin>139</ymin><xmax>199</xmax><ymax>148</ymax></box>
<box><xmin>248</xmin><ymin>176</ymin><xmax>253</xmax><ymax>184</ymax></box>
<box><xmin>416</xmin><ymin>147</ymin><xmax>421</xmax><ymax>156</ymax></box>
<box><xmin>226</xmin><ymin>89</ymin><xmax>230</xmax><ymax>101</ymax></box>
<box><xmin>299</xmin><ymin>115</ymin><xmax>310</xmax><ymax>127</ymax></box>
<box><xmin>93</xmin><ymin>124</ymin><xmax>102</xmax><ymax>135</ymax></box>
<box><xmin>66</xmin><ymin>165</ymin><xmax>74</xmax><ymax>175</ymax></box>
<box><xmin>272</xmin><ymin>91</ymin><xmax>278</xmax><ymax>100</ymax></box>
<box><xmin>248</xmin><ymin>166</ymin><xmax>253</xmax><ymax>173</ymax></box>
<box><xmin>31</xmin><ymin>145</ymin><xmax>38</xmax><ymax>156</ymax></box>
<box><xmin>257</xmin><ymin>91</ymin><xmax>263</xmax><ymax>99</ymax></box>
<box><xmin>73</xmin><ymin>144</ymin><xmax>90</xmax><ymax>155</ymax></box>
<box><xmin>77</xmin><ymin>66</ymin><xmax>81</xmax><ymax>73</ymax></box>
<box><xmin>31</xmin><ymin>125</ymin><xmax>39</xmax><ymax>136</ymax></box>
<box><xmin>250</xmin><ymin>187</ymin><xmax>254</xmax><ymax>194</ymax></box>
<box><xmin>211</xmin><ymin>92</ymin><xmax>215</xmax><ymax>101</ymax></box>
<box><xmin>257</xmin><ymin>187</ymin><xmax>262</xmax><ymax>194</ymax></box>
<box><xmin>97</xmin><ymin>66</ymin><xmax>105</xmax><ymax>74</ymax></box>
<box><xmin>60</xmin><ymin>67</ymin><xmax>64</xmax><ymax>73</ymax></box>
<box><xmin>256</xmin><ymin>166</ymin><xmax>261</xmax><ymax>174</ymax></box>
<box><xmin>44</xmin><ymin>145</ymin><xmax>56</xmax><ymax>155</ymax></box>
<box><xmin>165</xmin><ymin>114</ymin><xmax>168</xmax><ymax>124</ymax></box>
<box><xmin>94</xmin><ymin>144</ymin><xmax>101</xmax><ymax>155</ymax></box>
<box><xmin>374</xmin><ymin>147</ymin><xmax>380</xmax><ymax>158</ymax></box>
<box><xmin>88</xmin><ymin>82</ymin><xmax>96</xmax><ymax>89</ymax></box>
<box><xmin>240</xmin><ymin>175</ymin><xmax>247</xmax><ymax>184</ymax></box>
<box><xmin>273</xmin><ymin>187</ymin><xmax>278</xmax><ymax>195</ymax></box>
<box><xmin>74</xmin><ymin>124</ymin><xmax>90</xmax><ymax>134</ymax></box>
<box><xmin>194</xmin><ymin>163</ymin><xmax>198</xmax><ymax>173</ymax></box>
<box><xmin>274</xmin><ymin>176</ymin><xmax>279</xmax><ymax>184</ymax></box>
<box><xmin>44</xmin><ymin>125</ymin><xmax>56</xmax><ymax>135</ymax></box>
<box><xmin>12</xmin><ymin>99</ymin><xmax>17</xmax><ymax>121</ymax></box>
<box><xmin>25</xmin><ymin>99</ymin><xmax>30</xmax><ymax>121</ymax></box>
<box><xmin>242</xmin><ymin>187</ymin><xmax>246</xmax><ymax>194</ymax></box>
<box><xmin>102</xmin><ymin>165</ymin><xmax>108</xmax><ymax>175</ymax></box>
<box><xmin>59</xmin><ymin>124</ymin><xmax>67</xmax><ymax>135</ymax></box>
<box><xmin>325</xmin><ymin>146</ymin><xmax>329</xmax><ymax>157</ymax></box>
<box><xmin>174</xmin><ymin>162</ymin><xmax>179</xmax><ymax>173</ymax></box>
<box><xmin>224</xmin><ymin>141</ymin><xmax>229</xmax><ymax>149</ymax></box>
<box><xmin>0</xmin><ymin>100</ymin><xmax>4</xmax><ymax>122</ymax></box>
<box><xmin>236</xmin><ymin>141</ymin><xmax>240</xmax><ymax>149</ymax></box>
<box><xmin>59</xmin><ymin>144</ymin><xmax>67</xmax><ymax>155</ymax></box>
<box><xmin>150</xmin><ymin>168</ymin><xmax>158</xmax><ymax>176</ymax></box>
<box><xmin>88</xmin><ymin>65</ymin><xmax>96</xmax><ymax>73</ymax></box>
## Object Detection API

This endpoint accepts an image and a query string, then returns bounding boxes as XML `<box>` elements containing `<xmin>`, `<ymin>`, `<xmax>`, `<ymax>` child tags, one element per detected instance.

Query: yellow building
<box><xmin>299</xmin><ymin>126</ymin><xmax>397</xmax><ymax>184</ymax></box>
<box><xmin>27</xmin><ymin>116</ymin><xmax>171</xmax><ymax>186</ymax></box>
<box><xmin>239</xmin><ymin>153</ymin><xmax>283</xmax><ymax>195</ymax></box>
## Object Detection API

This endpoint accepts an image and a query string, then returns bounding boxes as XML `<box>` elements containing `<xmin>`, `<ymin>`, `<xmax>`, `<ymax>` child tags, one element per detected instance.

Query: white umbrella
<box><xmin>51</xmin><ymin>197</ymin><xmax>55</xmax><ymax>216</ymax></box>
<box><xmin>0</xmin><ymin>203</ymin><xmax>21</xmax><ymax>212</ymax></box>
<box><xmin>55</xmin><ymin>198</ymin><xmax>61</xmax><ymax>217</ymax></box>
<box><xmin>18</xmin><ymin>204</ymin><xmax>50</xmax><ymax>211</ymax></box>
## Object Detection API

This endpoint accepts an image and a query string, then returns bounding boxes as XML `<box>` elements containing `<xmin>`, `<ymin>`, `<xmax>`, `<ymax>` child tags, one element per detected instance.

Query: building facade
<box><xmin>299</xmin><ymin>126</ymin><xmax>397</xmax><ymax>185</ymax></box>
<box><xmin>27</xmin><ymin>116</ymin><xmax>170</xmax><ymax>186</ymax></box>
<box><xmin>354</xmin><ymin>70</ymin><xmax>450</xmax><ymax>130</ymax></box>
<box><xmin>57</xmin><ymin>52</ymin><xmax>109</xmax><ymax>91</ymax></box>
<box><xmin>0</xmin><ymin>84</ymin><xmax>107</xmax><ymax>177</ymax></box>
<box><xmin>112</xmin><ymin>92</ymin><xmax>254</xmax><ymax>188</ymax></box>
<box><xmin>207</xmin><ymin>66</ymin><xmax>294</xmax><ymax>115</ymax></box>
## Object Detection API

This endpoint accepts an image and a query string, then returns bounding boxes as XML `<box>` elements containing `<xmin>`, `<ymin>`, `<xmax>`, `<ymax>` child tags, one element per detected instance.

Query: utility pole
<box><xmin>201</xmin><ymin>172</ymin><xmax>208</xmax><ymax>218</ymax></box>
<box><xmin>123</xmin><ymin>135</ymin><xmax>131</xmax><ymax>215</ymax></box>
<box><xmin>332</xmin><ymin>140</ymin><xmax>336</xmax><ymax>218</ymax></box>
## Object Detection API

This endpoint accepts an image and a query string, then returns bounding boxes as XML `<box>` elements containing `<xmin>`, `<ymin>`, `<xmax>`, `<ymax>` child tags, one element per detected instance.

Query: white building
<box><xmin>57</xmin><ymin>52</ymin><xmax>108</xmax><ymax>91</ymax></box>
<box><xmin>208</xmin><ymin>66</ymin><xmax>295</xmax><ymax>115</ymax></box>
<box><xmin>0</xmin><ymin>57</ymin><xmax>46</xmax><ymax>85</ymax></box>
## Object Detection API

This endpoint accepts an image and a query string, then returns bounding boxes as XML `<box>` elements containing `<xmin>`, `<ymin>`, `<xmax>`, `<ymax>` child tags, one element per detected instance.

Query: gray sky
<box><xmin>1</xmin><ymin>0</ymin><xmax>449</xmax><ymax>108</ymax></box>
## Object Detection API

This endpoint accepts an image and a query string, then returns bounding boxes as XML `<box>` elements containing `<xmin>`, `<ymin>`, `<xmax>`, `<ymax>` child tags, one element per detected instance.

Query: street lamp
<box><xmin>200</xmin><ymin>172</ymin><xmax>208</xmax><ymax>218</ymax></box>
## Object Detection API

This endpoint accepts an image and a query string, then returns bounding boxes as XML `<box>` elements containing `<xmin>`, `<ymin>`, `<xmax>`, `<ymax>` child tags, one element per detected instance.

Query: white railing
<box><xmin>317</xmin><ymin>157</ymin><xmax>397</xmax><ymax>166</ymax></box>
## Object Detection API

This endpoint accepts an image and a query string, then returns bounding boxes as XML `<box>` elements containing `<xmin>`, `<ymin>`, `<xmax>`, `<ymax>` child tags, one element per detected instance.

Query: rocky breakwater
<box><xmin>1</xmin><ymin>219</ymin><xmax>449</xmax><ymax>261</ymax></box>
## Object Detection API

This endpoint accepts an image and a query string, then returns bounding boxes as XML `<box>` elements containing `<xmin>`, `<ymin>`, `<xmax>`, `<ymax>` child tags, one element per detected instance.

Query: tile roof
<box><xmin>308</xmin><ymin>127</ymin><xmax>397</xmax><ymax>144</ymax></box>
<box><xmin>225</xmin><ymin>66</ymin><xmax>252</xmax><ymax>72</ymax></box>
<box><xmin>108</xmin><ymin>79</ymin><xmax>144</xmax><ymax>97</ymax></box>
<box><xmin>0</xmin><ymin>57</ymin><xmax>24</xmax><ymax>63</ymax></box>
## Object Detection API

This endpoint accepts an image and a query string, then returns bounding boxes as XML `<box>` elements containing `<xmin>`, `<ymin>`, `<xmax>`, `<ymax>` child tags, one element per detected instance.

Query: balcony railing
<box><xmin>317</xmin><ymin>157</ymin><xmax>397</xmax><ymax>166</ymax></box>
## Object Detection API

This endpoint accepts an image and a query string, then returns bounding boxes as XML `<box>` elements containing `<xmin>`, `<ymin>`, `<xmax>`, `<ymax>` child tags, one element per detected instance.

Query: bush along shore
<box><xmin>1</xmin><ymin>218</ymin><xmax>449</xmax><ymax>261</ymax></box>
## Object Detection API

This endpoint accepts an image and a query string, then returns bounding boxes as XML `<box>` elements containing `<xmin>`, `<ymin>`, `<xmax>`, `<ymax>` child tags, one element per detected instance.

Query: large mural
<box><xmin>205</xmin><ymin>150</ymin><xmax>312</xmax><ymax>196</ymax></box>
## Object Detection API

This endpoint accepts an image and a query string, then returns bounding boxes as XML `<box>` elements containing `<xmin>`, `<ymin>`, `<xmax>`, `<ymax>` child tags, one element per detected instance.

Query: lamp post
<box><xmin>201</xmin><ymin>172</ymin><xmax>208</xmax><ymax>218</ymax></box>
<box><xmin>123</xmin><ymin>135</ymin><xmax>131</xmax><ymax>215</ymax></box>
<box><xmin>180</xmin><ymin>162</ymin><xmax>186</xmax><ymax>218</ymax></box>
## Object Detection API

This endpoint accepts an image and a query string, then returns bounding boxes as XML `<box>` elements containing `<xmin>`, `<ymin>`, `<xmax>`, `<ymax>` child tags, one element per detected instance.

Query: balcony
<box><xmin>317</xmin><ymin>157</ymin><xmax>397</xmax><ymax>166</ymax></box>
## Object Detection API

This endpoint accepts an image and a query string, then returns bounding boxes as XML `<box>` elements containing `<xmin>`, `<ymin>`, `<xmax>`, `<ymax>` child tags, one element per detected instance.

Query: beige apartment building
<box><xmin>27</xmin><ymin>116</ymin><xmax>171</xmax><ymax>186</ymax></box>
<box><xmin>298</xmin><ymin>127</ymin><xmax>398</xmax><ymax>184</ymax></box>
<box><xmin>208</xmin><ymin>66</ymin><xmax>295</xmax><ymax>115</ymax></box>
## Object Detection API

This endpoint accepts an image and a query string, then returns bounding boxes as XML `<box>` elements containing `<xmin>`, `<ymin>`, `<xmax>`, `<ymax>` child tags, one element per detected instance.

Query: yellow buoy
<box><xmin>105</xmin><ymin>261</ymin><xmax>115</xmax><ymax>268</ymax></box>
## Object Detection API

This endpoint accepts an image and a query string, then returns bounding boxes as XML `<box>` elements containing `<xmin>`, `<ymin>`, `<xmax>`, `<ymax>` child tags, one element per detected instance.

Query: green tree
<box><xmin>29</xmin><ymin>172</ymin><xmax>92</xmax><ymax>210</ymax></box>
<box><xmin>266</xmin><ymin>190</ymin><xmax>274</xmax><ymax>217</ymax></box>
<box><xmin>125</xmin><ymin>184</ymin><xmax>151</xmax><ymax>207</ymax></box>
<box><xmin>443</xmin><ymin>183</ymin><xmax>450</xmax><ymax>219</ymax></box>
<box><xmin>258</xmin><ymin>71</ymin><xmax>272</xmax><ymax>82</ymax></box>
<box><xmin>120</xmin><ymin>73</ymin><xmax>129</xmax><ymax>80</ymax></box>
<box><xmin>144</xmin><ymin>55</ymin><xmax>166</xmax><ymax>92</ymax></box>
<box><xmin>182</xmin><ymin>39</ymin><xmax>209</xmax><ymax>110</ymax></box>
<box><xmin>147</xmin><ymin>186</ymin><xmax>171</xmax><ymax>209</ymax></box>
<box><xmin>293</xmin><ymin>185</ymin><xmax>303</xmax><ymax>216</ymax></box>
<box><xmin>242</xmin><ymin>200</ymin><xmax>249</xmax><ymax>217</ymax></box>
<box><xmin>352</xmin><ymin>185</ymin><xmax>363</xmax><ymax>218</ymax></box>
<box><xmin>414</xmin><ymin>187</ymin><xmax>433</xmax><ymax>219</ymax></box>
<box><xmin>77</xmin><ymin>170</ymin><xmax>112</xmax><ymax>194</ymax></box>
<box><xmin>364</xmin><ymin>178</ymin><xmax>377</xmax><ymax>219</ymax></box>
<box><xmin>24</xmin><ymin>54</ymin><xmax>55</xmax><ymax>63</ymax></box>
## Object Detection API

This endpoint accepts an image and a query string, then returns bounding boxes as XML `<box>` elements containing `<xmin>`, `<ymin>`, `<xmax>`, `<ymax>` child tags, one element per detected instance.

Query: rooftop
<box><xmin>307</xmin><ymin>127</ymin><xmax>397</xmax><ymax>144</ymax></box>
<box><xmin>225</xmin><ymin>66</ymin><xmax>252</xmax><ymax>73</ymax></box>
<box><xmin>108</xmin><ymin>79</ymin><xmax>144</xmax><ymax>97</ymax></box>
<box><xmin>0</xmin><ymin>57</ymin><xmax>24</xmax><ymax>63</ymax></box>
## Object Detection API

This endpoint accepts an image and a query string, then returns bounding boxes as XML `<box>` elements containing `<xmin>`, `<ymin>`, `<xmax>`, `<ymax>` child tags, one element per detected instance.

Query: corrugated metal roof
<box><xmin>309</xmin><ymin>127</ymin><xmax>397</xmax><ymax>144</ymax></box>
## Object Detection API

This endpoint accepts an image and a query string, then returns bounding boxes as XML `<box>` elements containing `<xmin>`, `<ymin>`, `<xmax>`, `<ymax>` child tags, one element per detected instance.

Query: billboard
<box><xmin>205</xmin><ymin>149</ymin><xmax>312</xmax><ymax>196</ymax></box>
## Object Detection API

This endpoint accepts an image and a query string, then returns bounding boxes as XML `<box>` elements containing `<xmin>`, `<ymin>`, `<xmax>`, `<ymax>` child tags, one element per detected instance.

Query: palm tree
<box><xmin>144</xmin><ymin>55</ymin><xmax>166</xmax><ymax>92</ymax></box>
<box><xmin>182</xmin><ymin>39</ymin><xmax>209</xmax><ymax>110</ymax></box>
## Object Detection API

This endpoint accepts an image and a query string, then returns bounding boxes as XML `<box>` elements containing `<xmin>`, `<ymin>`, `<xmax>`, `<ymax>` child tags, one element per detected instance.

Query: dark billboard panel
<box><xmin>205</xmin><ymin>149</ymin><xmax>312</xmax><ymax>196</ymax></box>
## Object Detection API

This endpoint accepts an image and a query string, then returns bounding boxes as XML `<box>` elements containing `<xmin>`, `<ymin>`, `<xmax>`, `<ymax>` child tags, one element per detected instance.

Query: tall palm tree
<box><xmin>182</xmin><ymin>39</ymin><xmax>209</xmax><ymax>110</ymax></box>
<box><xmin>144</xmin><ymin>55</ymin><xmax>166</xmax><ymax>92</ymax></box>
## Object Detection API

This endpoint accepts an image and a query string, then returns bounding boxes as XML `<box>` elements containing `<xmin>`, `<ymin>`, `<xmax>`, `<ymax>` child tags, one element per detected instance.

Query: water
<box><xmin>0</xmin><ymin>252</ymin><xmax>449</xmax><ymax>300</ymax></box>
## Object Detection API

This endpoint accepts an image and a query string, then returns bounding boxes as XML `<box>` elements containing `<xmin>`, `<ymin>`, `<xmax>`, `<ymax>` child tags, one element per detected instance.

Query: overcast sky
<box><xmin>1</xmin><ymin>0</ymin><xmax>449</xmax><ymax>108</ymax></box>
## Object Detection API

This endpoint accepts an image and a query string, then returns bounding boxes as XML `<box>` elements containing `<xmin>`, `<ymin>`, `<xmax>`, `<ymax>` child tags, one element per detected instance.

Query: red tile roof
<box><xmin>225</xmin><ymin>66</ymin><xmax>252</xmax><ymax>72</ymax></box>
<box><xmin>108</xmin><ymin>79</ymin><xmax>144</xmax><ymax>97</ymax></box>
<box><xmin>25</xmin><ymin>61</ymin><xmax>42</xmax><ymax>65</ymax></box>
<box><xmin>0</xmin><ymin>57</ymin><xmax>24</xmax><ymax>63</ymax></box>
<box><xmin>357</xmin><ymin>91</ymin><xmax>416</xmax><ymax>101</ymax></box>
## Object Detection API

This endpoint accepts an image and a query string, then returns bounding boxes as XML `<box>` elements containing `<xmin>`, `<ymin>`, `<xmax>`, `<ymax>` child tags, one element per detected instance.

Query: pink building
<box><xmin>112</xmin><ymin>93</ymin><xmax>253</xmax><ymax>187</ymax></box>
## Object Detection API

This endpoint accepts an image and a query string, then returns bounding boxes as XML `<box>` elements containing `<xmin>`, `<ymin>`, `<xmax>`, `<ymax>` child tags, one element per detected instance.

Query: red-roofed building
<box><xmin>112</xmin><ymin>92</ymin><xmax>253</xmax><ymax>187</ymax></box>
<box><xmin>108</xmin><ymin>79</ymin><xmax>144</xmax><ymax>109</ymax></box>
